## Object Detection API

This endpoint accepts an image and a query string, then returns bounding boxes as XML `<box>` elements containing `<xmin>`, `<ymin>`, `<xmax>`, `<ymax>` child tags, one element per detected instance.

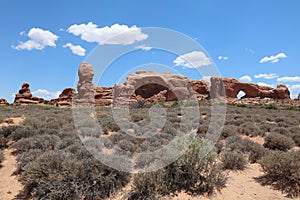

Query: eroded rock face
<box><xmin>95</xmin><ymin>86</ymin><xmax>113</xmax><ymax>106</ymax></box>
<box><xmin>75</xmin><ymin>62</ymin><xmax>95</xmax><ymax>105</ymax></box>
<box><xmin>0</xmin><ymin>98</ymin><xmax>8</xmax><ymax>106</ymax></box>
<box><xmin>210</xmin><ymin>77</ymin><xmax>290</xmax><ymax>99</ymax></box>
<box><xmin>113</xmin><ymin>71</ymin><xmax>198</xmax><ymax>104</ymax></box>
<box><xmin>50</xmin><ymin>88</ymin><xmax>76</xmax><ymax>106</ymax></box>
<box><xmin>14</xmin><ymin>82</ymin><xmax>44</xmax><ymax>104</ymax></box>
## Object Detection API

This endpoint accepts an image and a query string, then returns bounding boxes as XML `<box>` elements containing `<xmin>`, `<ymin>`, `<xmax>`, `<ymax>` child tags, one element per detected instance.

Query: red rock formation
<box><xmin>0</xmin><ymin>98</ymin><xmax>8</xmax><ymax>106</ymax></box>
<box><xmin>113</xmin><ymin>70</ymin><xmax>198</xmax><ymax>104</ymax></box>
<box><xmin>14</xmin><ymin>82</ymin><xmax>44</xmax><ymax>104</ymax></box>
<box><xmin>74</xmin><ymin>62</ymin><xmax>95</xmax><ymax>105</ymax></box>
<box><xmin>189</xmin><ymin>80</ymin><xmax>209</xmax><ymax>100</ymax></box>
<box><xmin>50</xmin><ymin>88</ymin><xmax>76</xmax><ymax>106</ymax></box>
<box><xmin>95</xmin><ymin>86</ymin><xmax>113</xmax><ymax>106</ymax></box>
<box><xmin>210</xmin><ymin>77</ymin><xmax>290</xmax><ymax>100</ymax></box>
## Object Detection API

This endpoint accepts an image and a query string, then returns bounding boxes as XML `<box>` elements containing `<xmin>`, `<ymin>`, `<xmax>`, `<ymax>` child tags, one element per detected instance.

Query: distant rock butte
<box><xmin>210</xmin><ymin>77</ymin><xmax>290</xmax><ymax>100</ymax></box>
<box><xmin>9</xmin><ymin>62</ymin><xmax>297</xmax><ymax>106</ymax></box>
<box><xmin>0</xmin><ymin>98</ymin><xmax>8</xmax><ymax>106</ymax></box>
<box><xmin>14</xmin><ymin>82</ymin><xmax>44</xmax><ymax>105</ymax></box>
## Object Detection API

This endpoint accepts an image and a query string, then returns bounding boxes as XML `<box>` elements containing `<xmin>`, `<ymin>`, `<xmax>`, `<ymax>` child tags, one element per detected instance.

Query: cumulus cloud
<box><xmin>63</xmin><ymin>43</ymin><xmax>86</xmax><ymax>56</ymax></box>
<box><xmin>32</xmin><ymin>89</ymin><xmax>61</xmax><ymax>100</ymax></box>
<box><xmin>173</xmin><ymin>51</ymin><xmax>212</xmax><ymax>68</ymax></box>
<box><xmin>202</xmin><ymin>76</ymin><xmax>212</xmax><ymax>82</ymax></box>
<box><xmin>277</xmin><ymin>76</ymin><xmax>300</xmax><ymax>82</ymax></box>
<box><xmin>218</xmin><ymin>56</ymin><xmax>228</xmax><ymax>60</ymax></box>
<box><xmin>239</xmin><ymin>75</ymin><xmax>252</xmax><ymax>82</ymax></box>
<box><xmin>256</xmin><ymin>82</ymin><xmax>275</xmax><ymax>88</ymax></box>
<box><xmin>254</xmin><ymin>73</ymin><xmax>278</xmax><ymax>79</ymax></box>
<box><xmin>67</xmin><ymin>22</ymin><xmax>148</xmax><ymax>45</ymax></box>
<box><xmin>287</xmin><ymin>84</ymin><xmax>300</xmax><ymax>99</ymax></box>
<box><xmin>13</xmin><ymin>28</ymin><xmax>58</xmax><ymax>50</ymax></box>
<box><xmin>135</xmin><ymin>44</ymin><xmax>152</xmax><ymax>51</ymax></box>
<box><xmin>260</xmin><ymin>53</ymin><xmax>287</xmax><ymax>64</ymax></box>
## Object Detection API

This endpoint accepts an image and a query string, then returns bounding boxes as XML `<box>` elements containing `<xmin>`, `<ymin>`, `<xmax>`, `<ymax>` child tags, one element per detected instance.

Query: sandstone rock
<box><xmin>50</xmin><ymin>88</ymin><xmax>75</xmax><ymax>106</ymax></box>
<box><xmin>74</xmin><ymin>62</ymin><xmax>95</xmax><ymax>105</ymax></box>
<box><xmin>113</xmin><ymin>70</ymin><xmax>198</xmax><ymax>105</ymax></box>
<box><xmin>0</xmin><ymin>98</ymin><xmax>8</xmax><ymax>106</ymax></box>
<box><xmin>210</xmin><ymin>77</ymin><xmax>290</xmax><ymax>100</ymax></box>
<box><xmin>14</xmin><ymin>82</ymin><xmax>44</xmax><ymax>104</ymax></box>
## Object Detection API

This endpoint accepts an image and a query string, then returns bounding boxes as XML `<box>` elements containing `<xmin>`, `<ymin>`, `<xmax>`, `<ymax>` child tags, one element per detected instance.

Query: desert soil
<box><xmin>0</xmin><ymin>117</ymin><xmax>24</xmax><ymax>200</ymax></box>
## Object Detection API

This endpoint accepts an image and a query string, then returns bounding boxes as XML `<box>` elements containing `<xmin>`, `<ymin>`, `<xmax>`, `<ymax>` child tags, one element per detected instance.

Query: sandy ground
<box><xmin>173</xmin><ymin>163</ymin><xmax>296</xmax><ymax>200</ymax></box>
<box><xmin>0</xmin><ymin>148</ymin><xmax>23</xmax><ymax>200</ymax></box>
<box><xmin>109</xmin><ymin>163</ymin><xmax>298</xmax><ymax>200</ymax></box>
<box><xmin>0</xmin><ymin>117</ymin><xmax>24</xmax><ymax>200</ymax></box>
<box><xmin>0</xmin><ymin>117</ymin><xmax>24</xmax><ymax>127</ymax></box>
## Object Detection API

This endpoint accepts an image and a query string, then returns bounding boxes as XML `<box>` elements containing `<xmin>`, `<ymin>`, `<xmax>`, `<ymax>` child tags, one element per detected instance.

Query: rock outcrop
<box><xmin>50</xmin><ymin>88</ymin><xmax>76</xmax><ymax>106</ymax></box>
<box><xmin>0</xmin><ymin>98</ymin><xmax>8</xmax><ymax>106</ymax></box>
<box><xmin>113</xmin><ymin>70</ymin><xmax>198</xmax><ymax>104</ymax></box>
<box><xmin>14</xmin><ymin>82</ymin><xmax>44</xmax><ymax>104</ymax></box>
<box><xmin>210</xmin><ymin>77</ymin><xmax>290</xmax><ymax>100</ymax></box>
<box><xmin>95</xmin><ymin>86</ymin><xmax>113</xmax><ymax>106</ymax></box>
<box><xmin>74</xmin><ymin>62</ymin><xmax>95</xmax><ymax>105</ymax></box>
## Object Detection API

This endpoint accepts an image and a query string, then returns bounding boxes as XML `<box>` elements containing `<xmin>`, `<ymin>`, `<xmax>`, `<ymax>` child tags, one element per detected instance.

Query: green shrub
<box><xmin>264</xmin><ymin>103</ymin><xmax>278</xmax><ymax>110</ymax></box>
<box><xmin>221</xmin><ymin>151</ymin><xmax>247</xmax><ymax>170</ymax></box>
<box><xmin>130</xmin><ymin>99</ymin><xmax>147</xmax><ymax>109</ymax></box>
<box><xmin>225</xmin><ymin>136</ymin><xmax>267</xmax><ymax>163</ymax></box>
<box><xmin>129</xmin><ymin>137</ymin><xmax>227</xmax><ymax>199</ymax></box>
<box><xmin>264</xmin><ymin>133</ymin><xmax>295</xmax><ymax>151</ymax></box>
<box><xmin>258</xmin><ymin>150</ymin><xmax>300</xmax><ymax>198</ymax></box>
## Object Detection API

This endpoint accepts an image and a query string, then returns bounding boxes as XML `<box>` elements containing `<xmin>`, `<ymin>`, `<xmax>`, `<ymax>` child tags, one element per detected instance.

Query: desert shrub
<box><xmin>9</xmin><ymin>126</ymin><xmax>35</xmax><ymax>141</ymax></box>
<box><xmin>0</xmin><ymin>136</ymin><xmax>8</xmax><ymax>148</ymax></box>
<box><xmin>15</xmin><ymin>149</ymin><xmax>44</xmax><ymax>175</ymax></box>
<box><xmin>221</xmin><ymin>151</ymin><xmax>247</xmax><ymax>170</ymax></box>
<box><xmin>130</xmin><ymin>99</ymin><xmax>147</xmax><ymax>109</ymax></box>
<box><xmin>264</xmin><ymin>103</ymin><xmax>278</xmax><ymax>110</ymax></box>
<box><xmin>238</xmin><ymin>122</ymin><xmax>263</xmax><ymax>137</ymax></box>
<box><xmin>258</xmin><ymin>150</ymin><xmax>300</xmax><ymax>198</ymax></box>
<box><xmin>264</xmin><ymin>133</ymin><xmax>295</xmax><ymax>151</ymax></box>
<box><xmin>129</xmin><ymin>137</ymin><xmax>227</xmax><ymax>199</ymax></box>
<box><xmin>257</xmin><ymin>122</ymin><xmax>273</xmax><ymax>132</ymax></box>
<box><xmin>0</xmin><ymin>125</ymin><xmax>18</xmax><ymax>138</ymax></box>
<box><xmin>0</xmin><ymin>150</ymin><xmax>4</xmax><ymax>166</ymax></box>
<box><xmin>12</xmin><ymin>134</ymin><xmax>60</xmax><ymax>154</ymax></box>
<box><xmin>272</xmin><ymin>127</ymin><xmax>288</xmax><ymax>135</ymax></box>
<box><xmin>19</xmin><ymin>151</ymin><xmax>130</xmax><ymax>199</ymax></box>
<box><xmin>225</xmin><ymin>136</ymin><xmax>267</xmax><ymax>163</ymax></box>
<box><xmin>220</xmin><ymin>125</ymin><xmax>238</xmax><ymax>139</ymax></box>
<box><xmin>289</xmin><ymin>133</ymin><xmax>300</xmax><ymax>146</ymax></box>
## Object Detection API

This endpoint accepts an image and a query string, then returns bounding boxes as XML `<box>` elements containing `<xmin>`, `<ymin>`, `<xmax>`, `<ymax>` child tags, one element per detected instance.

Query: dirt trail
<box><xmin>0</xmin><ymin>148</ymin><xmax>23</xmax><ymax>200</ymax></box>
<box><xmin>0</xmin><ymin>117</ymin><xmax>24</xmax><ymax>200</ymax></box>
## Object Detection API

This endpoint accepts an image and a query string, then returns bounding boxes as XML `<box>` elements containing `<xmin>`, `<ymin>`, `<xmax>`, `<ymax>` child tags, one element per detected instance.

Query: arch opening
<box><xmin>237</xmin><ymin>90</ymin><xmax>246</xmax><ymax>99</ymax></box>
<box><xmin>135</xmin><ymin>83</ymin><xmax>169</xmax><ymax>99</ymax></box>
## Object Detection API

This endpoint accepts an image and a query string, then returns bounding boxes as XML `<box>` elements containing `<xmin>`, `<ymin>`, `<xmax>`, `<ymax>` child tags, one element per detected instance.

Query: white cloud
<box><xmin>20</xmin><ymin>31</ymin><xmax>26</xmax><ymax>36</ymax></box>
<box><xmin>32</xmin><ymin>89</ymin><xmax>61</xmax><ymax>100</ymax></box>
<box><xmin>202</xmin><ymin>76</ymin><xmax>211</xmax><ymax>82</ymax></box>
<box><xmin>288</xmin><ymin>84</ymin><xmax>300</xmax><ymax>99</ymax></box>
<box><xmin>63</xmin><ymin>43</ymin><xmax>86</xmax><ymax>56</ymax></box>
<box><xmin>260</xmin><ymin>53</ymin><xmax>287</xmax><ymax>64</ymax></box>
<box><xmin>239</xmin><ymin>75</ymin><xmax>252</xmax><ymax>82</ymax></box>
<box><xmin>135</xmin><ymin>44</ymin><xmax>152</xmax><ymax>51</ymax></box>
<box><xmin>173</xmin><ymin>51</ymin><xmax>212</xmax><ymax>68</ymax></box>
<box><xmin>67</xmin><ymin>22</ymin><xmax>148</xmax><ymax>45</ymax></box>
<box><xmin>256</xmin><ymin>82</ymin><xmax>275</xmax><ymax>88</ymax></box>
<box><xmin>277</xmin><ymin>76</ymin><xmax>300</xmax><ymax>82</ymax></box>
<box><xmin>254</xmin><ymin>73</ymin><xmax>278</xmax><ymax>79</ymax></box>
<box><xmin>218</xmin><ymin>56</ymin><xmax>228</xmax><ymax>60</ymax></box>
<box><xmin>13</xmin><ymin>28</ymin><xmax>58</xmax><ymax>50</ymax></box>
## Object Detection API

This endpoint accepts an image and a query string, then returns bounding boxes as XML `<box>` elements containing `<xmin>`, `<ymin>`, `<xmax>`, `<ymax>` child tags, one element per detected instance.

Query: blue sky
<box><xmin>1</xmin><ymin>0</ymin><xmax>300</xmax><ymax>102</ymax></box>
